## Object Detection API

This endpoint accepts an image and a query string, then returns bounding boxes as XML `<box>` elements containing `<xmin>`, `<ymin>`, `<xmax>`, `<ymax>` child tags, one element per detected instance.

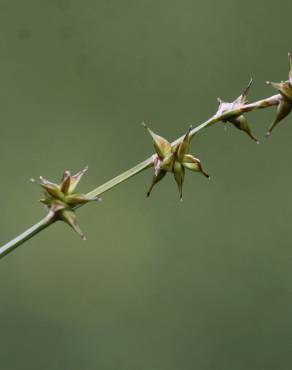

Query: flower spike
<box><xmin>144</xmin><ymin>124</ymin><xmax>209</xmax><ymax>199</ymax></box>
<box><xmin>33</xmin><ymin>167</ymin><xmax>101</xmax><ymax>240</ymax></box>
<box><xmin>216</xmin><ymin>79</ymin><xmax>259</xmax><ymax>143</ymax></box>
<box><xmin>266</xmin><ymin>53</ymin><xmax>292</xmax><ymax>136</ymax></box>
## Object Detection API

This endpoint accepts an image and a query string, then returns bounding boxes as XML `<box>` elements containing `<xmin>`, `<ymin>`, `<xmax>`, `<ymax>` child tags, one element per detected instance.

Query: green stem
<box><xmin>87</xmin><ymin>158</ymin><xmax>153</xmax><ymax>197</ymax></box>
<box><xmin>0</xmin><ymin>214</ymin><xmax>54</xmax><ymax>259</ymax></box>
<box><xmin>0</xmin><ymin>93</ymin><xmax>280</xmax><ymax>259</ymax></box>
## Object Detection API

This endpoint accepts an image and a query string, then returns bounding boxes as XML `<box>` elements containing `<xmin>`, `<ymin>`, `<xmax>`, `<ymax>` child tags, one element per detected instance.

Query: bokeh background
<box><xmin>1</xmin><ymin>0</ymin><xmax>292</xmax><ymax>369</ymax></box>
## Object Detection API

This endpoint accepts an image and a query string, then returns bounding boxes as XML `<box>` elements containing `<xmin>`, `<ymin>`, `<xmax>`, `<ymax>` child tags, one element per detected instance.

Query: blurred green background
<box><xmin>1</xmin><ymin>0</ymin><xmax>292</xmax><ymax>369</ymax></box>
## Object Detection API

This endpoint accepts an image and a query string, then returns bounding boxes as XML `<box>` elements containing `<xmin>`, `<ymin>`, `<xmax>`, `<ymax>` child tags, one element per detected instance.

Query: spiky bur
<box><xmin>216</xmin><ymin>79</ymin><xmax>259</xmax><ymax>143</ymax></box>
<box><xmin>266</xmin><ymin>53</ymin><xmax>292</xmax><ymax>136</ymax></box>
<box><xmin>32</xmin><ymin>167</ymin><xmax>101</xmax><ymax>240</ymax></box>
<box><xmin>143</xmin><ymin>123</ymin><xmax>209</xmax><ymax>199</ymax></box>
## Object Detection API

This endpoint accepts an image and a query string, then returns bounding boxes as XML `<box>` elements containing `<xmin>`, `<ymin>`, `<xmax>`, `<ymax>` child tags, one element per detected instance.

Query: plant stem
<box><xmin>0</xmin><ymin>93</ymin><xmax>280</xmax><ymax>259</ymax></box>
<box><xmin>87</xmin><ymin>158</ymin><xmax>153</xmax><ymax>197</ymax></box>
<box><xmin>0</xmin><ymin>214</ymin><xmax>54</xmax><ymax>259</ymax></box>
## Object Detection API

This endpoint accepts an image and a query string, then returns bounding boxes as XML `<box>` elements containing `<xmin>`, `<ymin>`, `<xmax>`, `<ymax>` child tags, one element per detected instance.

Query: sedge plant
<box><xmin>1</xmin><ymin>54</ymin><xmax>292</xmax><ymax>259</ymax></box>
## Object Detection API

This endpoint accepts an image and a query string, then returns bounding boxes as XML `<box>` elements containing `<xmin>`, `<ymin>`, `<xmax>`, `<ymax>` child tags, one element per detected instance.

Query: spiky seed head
<box><xmin>216</xmin><ymin>79</ymin><xmax>257</xmax><ymax>143</ymax></box>
<box><xmin>33</xmin><ymin>167</ymin><xmax>100</xmax><ymax>239</ymax></box>
<box><xmin>144</xmin><ymin>125</ymin><xmax>209</xmax><ymax>198</ymax></box>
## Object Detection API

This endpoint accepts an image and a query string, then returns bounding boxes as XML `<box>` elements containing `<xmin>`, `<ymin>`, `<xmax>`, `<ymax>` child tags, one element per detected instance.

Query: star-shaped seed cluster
<box><xmin>216</xmin><ymin>79</ymin><xmax>259</xmax><ymax>143</ymax></box>
<box><xmin>143</xmin><ymin>123</ymin><xmax>209</xmax><ymax>199</ymax></box>
<box><xmin>33</xmin><ymin>167</ymin><xmax>100</xmax><ymax>240</ymax></box>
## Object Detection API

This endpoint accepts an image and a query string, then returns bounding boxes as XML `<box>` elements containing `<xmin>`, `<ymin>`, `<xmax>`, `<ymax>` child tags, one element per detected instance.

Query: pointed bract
<box><xmin>235</xmin><ymin>78</ymin><xmax>253</xmax><ymax>105</ymax></box>
<box><xmin>146</xmin><ymin>169</ymin><xmax>166</xmax><ymax>197</ymax></box>
<box><xmin>173</xmin><ymin>161</ymin><xmax>185</xmax><ymax>200</ymax></box>
<box><xmin>230</xmin><ymin>116</ymin><xmax>259</xmax><ymax>143</ymax></box>
<box><xmin>267</xmin><ymin>81</ymin><xmax>292</xmax><ymax>101</ymax></box>
<box><xmin>182</xmin><ymin>154</ymin><xmax>209</xmax><ymax>178</ymax></box>
<box><xmin>60</xmin><ymin>170</ymin><xmax>71</xmax><ymax>194</ymax></box>
<box><xmin>176</xmin><ymin>126</ymin><xmax>192</xmax><ymax>161</ymax></box>
<box><xmin>143</xmin><ymin>122</ymin><xmax>172</xmax><ymax>159</ymax></box>
<box><xmin>39</xmin><ymin>177</ymin><xmax>64</xmax><ymax>200</ymax></box>
<box><xmin>68</xmin><ymin>166</ymin><xmax>88</xmax><ymax>194</ymax></box>
<box><xmin>60</xmin><ymin>209</ymin><xmax>86</xmax><ymax>240</ymax></box>
<box><xmin>266</xmin><ymin>54</ymin><xmax>292</xmax><ymax>135</ymax></box>
<box><xmin>267</xmin><ymin>99</ymin><xmax>292</xmax><ymax>136</ymax></box>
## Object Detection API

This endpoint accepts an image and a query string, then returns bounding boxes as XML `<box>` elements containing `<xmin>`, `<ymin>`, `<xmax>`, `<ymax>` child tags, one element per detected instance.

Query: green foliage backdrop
<box><xmin>0</xmin><ymin>0</ymin><xmax>292</xmax><ymax>369</ymax></box>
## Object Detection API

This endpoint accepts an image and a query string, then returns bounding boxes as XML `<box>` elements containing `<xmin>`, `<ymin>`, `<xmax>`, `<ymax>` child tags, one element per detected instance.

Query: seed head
<box><xmin>33</xmin><ymin>167</ymin><xmax>101</xmax><ymax>240</ymax></box>
<box><xmin>144</xmin><ymin>123</ymin><xmax>209</xmax><ymax>199</ymax></box>
<box><xmin>216</xmin><ymin>79</ymin><xmax>259</xmax><ymax>143</ymax></box>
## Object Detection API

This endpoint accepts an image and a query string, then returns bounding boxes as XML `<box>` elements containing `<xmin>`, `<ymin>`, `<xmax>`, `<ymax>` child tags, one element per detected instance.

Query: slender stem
<box><xmin>0</xmin><ymin>214</ymin><xmax>55</xmax><ymax>259</ymax></box>
<box><xmin>87</xmin><ymin>158</ymin><xmax>153</xmax><ymax>197</ymax></box>
<box><xmin>0</xmin><ymin>93</ymin><xmax>280</xmax><ymax>259</ymax></box>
